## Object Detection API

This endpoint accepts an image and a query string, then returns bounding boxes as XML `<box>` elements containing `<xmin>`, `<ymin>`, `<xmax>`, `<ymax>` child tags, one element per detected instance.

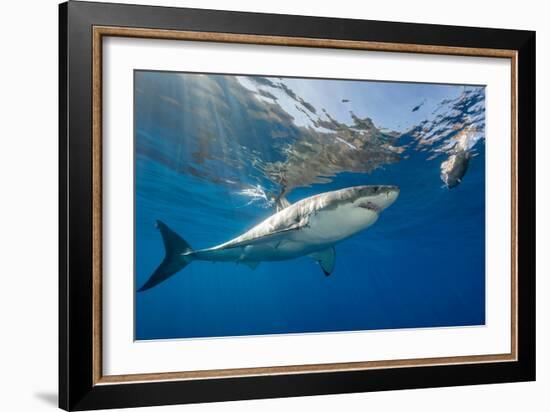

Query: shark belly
<box><xmin>192</xmin><ymin>231</ymin><xmax>328</xmax><ymax>263</ymax></box>
<box><xmin>304</xmin><ymin>206</ymin><xmax>380</xmax><ymax>244</ymax></box>
<box><xmin>242</xmin><ymin>236</ymin><xmax>328</xmax><ymax>262</ymax></box>
<box><xmin>192</xmin><ymin>206</ymin><xmax>379</xmax><ymax>264</ymax></box>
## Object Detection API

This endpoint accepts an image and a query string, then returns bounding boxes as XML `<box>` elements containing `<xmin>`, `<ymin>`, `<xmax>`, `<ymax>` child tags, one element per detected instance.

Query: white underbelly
<box><xmin>197</xmin><ymin>206</ymin><xmax>379</xmax><ymax>263</ymax></box>
<box><xmin>196</xmin><ymin>238</ymin><xmax>319</xmax><ymax>262</ymax></box>
<box><xmin>238</xmin><ymin>239</ymin><xmax>320</xmax><ymax>261</ymax></box>
<box><xmin>305</xmin><ymin>207</ymin><xmax>379</xmax><ymax>244</ymax></box>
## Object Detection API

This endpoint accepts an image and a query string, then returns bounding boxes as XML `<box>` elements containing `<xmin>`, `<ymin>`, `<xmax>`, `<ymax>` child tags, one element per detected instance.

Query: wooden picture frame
<box><xmin>59</xmin><ymin>1</ymin><xmax>535</xmax><ymax>410</ymax></box>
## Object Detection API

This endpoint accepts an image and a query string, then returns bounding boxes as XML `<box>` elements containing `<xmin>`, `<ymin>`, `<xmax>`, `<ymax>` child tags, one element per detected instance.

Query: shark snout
<box><xmin>383</xmin><ymin>186</ymin><xmax>400</xmax><ymax>209</ymax></box>
<box><xmin>355</xmin><ymin>185</ymin><xmax>399</xmax><ymax>212</ymax></box>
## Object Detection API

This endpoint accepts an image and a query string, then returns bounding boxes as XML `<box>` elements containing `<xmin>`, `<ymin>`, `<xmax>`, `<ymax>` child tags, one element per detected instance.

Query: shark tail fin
<box><xmin>137</xmin><ymin>220</ymin><xmax>193</xmax><ymax>292</ymax></box>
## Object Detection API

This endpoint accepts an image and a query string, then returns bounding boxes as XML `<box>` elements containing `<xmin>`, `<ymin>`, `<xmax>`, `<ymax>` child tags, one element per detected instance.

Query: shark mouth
<box><xmin>357</xmin><ymin>201</ymin><xmax>382</xmax><ymax>212</ymax></box>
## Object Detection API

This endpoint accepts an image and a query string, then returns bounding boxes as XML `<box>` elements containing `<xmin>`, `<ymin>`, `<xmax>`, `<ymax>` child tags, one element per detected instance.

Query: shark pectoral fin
<box><xmin>243</xmin><ymin>261</ymin><xmax>260</xmax><ymax>270</ymax></box>
<box><xmin>309</xmin><ymin>247</ymin><xmax>336</xmax><ymax>276</ymax></box>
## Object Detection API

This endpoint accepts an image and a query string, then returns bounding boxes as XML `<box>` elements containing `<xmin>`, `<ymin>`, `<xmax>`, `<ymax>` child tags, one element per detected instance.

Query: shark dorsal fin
<box><xmin>276</xmin><ymin>196</ymin><xmax>291</xmax><ymax>212</ymax></box>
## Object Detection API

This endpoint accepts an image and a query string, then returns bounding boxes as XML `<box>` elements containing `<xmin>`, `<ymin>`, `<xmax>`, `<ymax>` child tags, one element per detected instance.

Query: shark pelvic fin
<box><xmin>243</xmin><ymin>261</ymin><xmax>260</xmax><ymax>270</ymax></box>
<box><xmin>309</xmin><ymin>247</ymin><xmax>336</xmax><ymax>276</ymax></box>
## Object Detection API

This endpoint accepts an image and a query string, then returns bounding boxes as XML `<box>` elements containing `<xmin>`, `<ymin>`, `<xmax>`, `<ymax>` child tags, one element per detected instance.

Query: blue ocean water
<box><xmin>134</xmin><ymin>71</ymin><xmax>485</xmax><ymax>340</ymax></box>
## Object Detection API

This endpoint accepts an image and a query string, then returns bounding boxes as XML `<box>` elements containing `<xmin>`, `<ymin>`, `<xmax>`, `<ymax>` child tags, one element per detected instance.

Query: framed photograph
<box><xmin>59</xmin><ymin>1</ymin><xmax>536</xmax><ymax>410</ymax></box>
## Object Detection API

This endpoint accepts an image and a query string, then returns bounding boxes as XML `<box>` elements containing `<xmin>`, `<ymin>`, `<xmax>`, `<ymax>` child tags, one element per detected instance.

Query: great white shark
<box><xmin>138</xmin><ymin>185</ymin><xmax>399</xmax><ymax>292</ymax></box>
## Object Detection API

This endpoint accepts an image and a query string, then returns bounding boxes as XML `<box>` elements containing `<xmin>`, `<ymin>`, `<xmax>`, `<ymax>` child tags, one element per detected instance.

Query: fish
<box><xmin>137</xmin><ymin>185</ymin><xmax>399</xmax><ymax>291</ymax></box>
<box><xmin>440</xmin><ymin>151</ymin><xmax>471</xmax><ymax>188</ymax></box>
